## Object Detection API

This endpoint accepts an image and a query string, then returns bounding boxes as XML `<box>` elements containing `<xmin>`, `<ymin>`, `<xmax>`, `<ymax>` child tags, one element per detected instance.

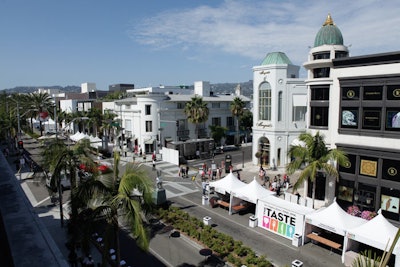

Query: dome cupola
<box><xmin>261</xmin><ymin>52</ymin><xmax>292</xmax><ymax>65</ymax></box>
<box><xmin>314</xmin><ymin>14</ymin><xmax>343</xmax><ymax>47</ymax></box>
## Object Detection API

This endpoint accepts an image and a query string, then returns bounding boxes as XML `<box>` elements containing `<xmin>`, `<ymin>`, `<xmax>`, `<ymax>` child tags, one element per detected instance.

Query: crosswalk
<box><xmin>144</xmin><ymin>160</ymin><xmax>205</xmax><ymax>199</ymax></box>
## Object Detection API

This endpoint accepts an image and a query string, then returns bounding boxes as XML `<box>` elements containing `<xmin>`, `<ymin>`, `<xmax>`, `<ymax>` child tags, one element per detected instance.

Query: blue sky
<box><xmin>1</xmin><ymin>0</ymin><xmax>400</xmax><ymax>90</ymax></box>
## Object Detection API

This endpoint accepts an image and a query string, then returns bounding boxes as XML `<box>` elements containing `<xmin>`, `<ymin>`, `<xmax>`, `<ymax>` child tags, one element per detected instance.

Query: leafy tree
<box><xmin>209</xmin><ymin>125</ymin><xmax>228</xmax><ymax>146</ymax></box>
<box><xmin>230</xmin><ymin>97</ymin><xmax>245</xmax><ymax>145</ymax></box>
<box><xmin>74</xmin><ymin>153</ymin><xmax>154</xmax><ymax>266</ymax></box>
<box><xmin>184</xmin><ymin>96</ymin><xmax>209</xmax><ymax>139</ymax></box>
<box><xmin>286</xmin><ymin>131</ymin><xmax>348</xmax><ymax>208</ymax></box>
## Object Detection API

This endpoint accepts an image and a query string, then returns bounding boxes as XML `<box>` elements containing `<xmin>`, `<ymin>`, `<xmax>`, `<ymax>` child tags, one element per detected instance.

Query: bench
<box><xmin>217</xmin><ymin>200</ymin><xmax>230</xmax><ymax>208</ymax></box>
<box><xmin>232</xmin><ymin>205</ymin><xmax>246</xmax><ymax>212</ymax></box>
<box><xmin>306</xmin><ymin>233</ymin><xmax>342</xmax><ymax>253</ymax></box>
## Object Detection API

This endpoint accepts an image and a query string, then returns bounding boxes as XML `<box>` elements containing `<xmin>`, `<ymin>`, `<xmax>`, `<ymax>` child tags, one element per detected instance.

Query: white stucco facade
<box><xmin>251</xmin><ymin>54</ymin><xmax>307</xmax><ymax>168</ymax></box>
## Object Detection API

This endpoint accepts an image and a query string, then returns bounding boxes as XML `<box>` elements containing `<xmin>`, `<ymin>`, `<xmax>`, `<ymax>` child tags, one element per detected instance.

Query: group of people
<box><xmin>259</xmin><ymin>167</ymin><xmax>291</xmax><ymax>196</ymax></box>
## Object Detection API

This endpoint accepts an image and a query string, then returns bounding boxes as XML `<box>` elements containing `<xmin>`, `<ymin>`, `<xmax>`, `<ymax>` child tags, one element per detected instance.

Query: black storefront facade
<box><xmin>333</xmin><ymin>54</ymin><xmax>400</xmax><ymax>225</ymax></box>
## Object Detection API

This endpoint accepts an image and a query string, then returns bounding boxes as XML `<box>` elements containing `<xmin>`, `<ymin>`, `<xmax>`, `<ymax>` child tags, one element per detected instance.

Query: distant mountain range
<box><xmin>1</xmin><ymin>80</ymin><xmax>254</xmax><ymax>98</ymax></box>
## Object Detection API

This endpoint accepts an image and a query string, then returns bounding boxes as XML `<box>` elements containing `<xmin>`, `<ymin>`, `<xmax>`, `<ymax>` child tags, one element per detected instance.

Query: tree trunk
<box><xmin>312</xmin><ymin>178</ymin><xmax>316</xmax><ymax>209</ymax></box>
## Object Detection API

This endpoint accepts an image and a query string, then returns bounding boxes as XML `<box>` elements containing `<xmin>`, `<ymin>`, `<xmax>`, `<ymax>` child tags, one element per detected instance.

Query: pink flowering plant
<box><xmin>361</xmin><ymin>210</ymin><xmax>377</xmax><ymax>220</ymax></box>
<box><xmin>347</xmin><ymin>205</ymin><xmax>361</xmax><ymax>217</ymax></box>
<box><xmin>347</xmin><ymin>205</ymin><xmax>377</xmax><ymax>220</ymax></box>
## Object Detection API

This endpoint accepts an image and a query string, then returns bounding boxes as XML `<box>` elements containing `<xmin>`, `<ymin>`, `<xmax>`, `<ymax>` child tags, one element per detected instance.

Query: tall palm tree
<box><xmin>184</xmin><ymin>96</ymin><xmax>209</xmax><ymax>139</ymax></box>
<box><xmin>41</xmin><ymin>138</ymin><xmax>98</xmax><ymax>227</ymax></box>
<box><xmin>230</xmin><ymin>97</ymin><xmax>245</xmax><ymax>145</ymax></box>
<box><xmin>286</xmin><ymin>131</ymin><xmax>348</xmax><ymax>208</ymax></box>
<box><xmin>74</xmin><ymin>153</ymin><xmax>154</xmax><ymax>266</ymax></box>
<box><xmin>87</xmin><ymin>108</ymin><xmax>103</xmax><ymax>137</ymax></box>
<box><xmin>28</xmin><ymin>92</ymin><xmax>54</xmax><ymax>136</ymax></box>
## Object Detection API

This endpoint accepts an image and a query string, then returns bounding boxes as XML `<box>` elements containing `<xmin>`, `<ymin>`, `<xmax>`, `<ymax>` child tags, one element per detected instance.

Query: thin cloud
<box><xmin>129</xmin><ymin>0</ymin><xmax>400</xmax><ymax>67</ymax></box>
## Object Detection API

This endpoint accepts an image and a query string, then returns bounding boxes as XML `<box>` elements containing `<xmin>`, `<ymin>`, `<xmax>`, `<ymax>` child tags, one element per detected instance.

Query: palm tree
<box><xmin>28</xmin><ymin>92</ymin><xmax>54</xmax><ymax>136</ymax></box>
<box><xmin>230</xmin><ymin>97</ymin><xmax>245</xmax><ymax>146</ymax></box>
<box><xmin>184</xmin><ymin>96</ymin><xmax>209</xmax><ymax>139</ymax></box>
<box><xmin>41</xmin><ymin>138</ymin><xmax>98</xmax><ymax>227</ymax></box>
<box><xmin>286</xmin><ymin>131</ymin><xmax>348</xmax><ymax>208</ymax></box>
<box><xmin>74</xmin><ymin>153</ymin><xmax>154</xmax><ymax>266</ymax></box>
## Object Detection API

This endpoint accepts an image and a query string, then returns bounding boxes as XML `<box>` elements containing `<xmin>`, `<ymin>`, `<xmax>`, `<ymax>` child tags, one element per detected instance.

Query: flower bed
<box><xmin>156</xmin><ymin>206</ymin><xmax>272</xmax><ymax>267</ymax></box>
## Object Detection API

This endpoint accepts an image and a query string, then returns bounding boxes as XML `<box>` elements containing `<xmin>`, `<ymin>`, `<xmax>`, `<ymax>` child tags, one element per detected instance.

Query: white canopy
<box><xmin>90</xmin><ymin>135</ymin><xmax>102</xmax><ymax>148</ymax></box>
<box><xmin>231</xmin><ymin>177</ymin><xmax>275</xmax><ymax>204</ymax></box>
<box><xmin>209</xmin><ymin>172</ymin><xmax>246</xmax><ymax>195</ymax></box>
<box><xmin>305</xmin><ymin>200</ymin><xmax>366</xmax><ymax>236</ymax></box>
<box><xmin>345</xmin><ymin>212</ymin><xmax>400</xmax><ymax>255</ymax></box>
<box><xmin>69</xmin><ymin>131</ymin><xmax>81</xmax><ymax>142</ymax></box>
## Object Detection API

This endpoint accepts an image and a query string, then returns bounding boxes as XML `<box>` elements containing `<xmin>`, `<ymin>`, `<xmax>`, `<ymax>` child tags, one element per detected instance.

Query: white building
<box><xmin>252</xmin><ymin>52</ymin><xmax>307</xmax><ymax>169</ymax></box>
<box><xmin>104</xmin><ymin>81</ymin><xmax>251</xmax><ymax>154</ymax></box>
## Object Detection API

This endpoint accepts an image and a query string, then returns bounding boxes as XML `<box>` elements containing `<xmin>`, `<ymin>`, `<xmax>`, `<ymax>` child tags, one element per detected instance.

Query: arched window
<box><xmin>278</xmin><ymin>91</ymin><xmax>283</xmax><ymax>121</ymax></box>
<box><xmin>259</xmin><ymin>82</ymin><xmax>272</xmax><ymax>120</ymax></box>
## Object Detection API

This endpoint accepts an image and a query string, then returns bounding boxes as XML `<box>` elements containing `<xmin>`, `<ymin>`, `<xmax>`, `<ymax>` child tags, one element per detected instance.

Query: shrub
<box><xmin>157</xmin><ymin>206</ymin><xmax>272</xmax><ymax>267</ymax></box>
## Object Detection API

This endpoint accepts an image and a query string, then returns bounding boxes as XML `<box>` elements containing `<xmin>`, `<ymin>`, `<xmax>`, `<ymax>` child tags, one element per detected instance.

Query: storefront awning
<box><xmin>144</xmin><ymin>139</ymin><xmax>155</xmax><ymax>144</ymax></box>
<box><xmin>164</xmin><ymin>137</ymin><xmax>173</xmax><ymax>142</ymax></box>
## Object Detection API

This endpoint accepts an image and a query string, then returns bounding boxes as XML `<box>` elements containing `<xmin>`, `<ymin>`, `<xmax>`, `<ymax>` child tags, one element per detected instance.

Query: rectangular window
<box><xmin>227</xmin><ymin>117</ymin><xmax>234</xmax><ymax>127</ymax></box>
<box><xmin>341</xmin><ymin>109</ymin><xmax>358</xmax><ymax>128</ymax></box>
<box><xmin>212</xmin><ymin>117</ymin><xmax>221</xmax><ymax>126</ymax></box>
<box><xmin>339</xmin><ymin>154</ymin><xmax>356</xmax><ymax>174</ymax></box>
<box><xmin>145</xmin><ymin>121</ymin><xmax>152</xmax><ymax>132</ymax></box>
<box><xmin>387</xmin><ymin>85</ymin><xmax>400</xmax><ymax>100</ymax></box>
<box><xmin>313</xmin><ymin>68</ymin><xmax>330</xmax><ymax>78</ymax></box>
<box><xmin>310</xmin><ymin>107</ymin><xmax>329</xmax><ymax>127</ymax></box>
<box><xmin>386</xmin><ymin>109</ymin><xmax>400</xmax><ymax>130</ymax></box>
<box><xmin>362</xmin><ymin>108</ymin><xmax>381</xmax><ymax>129</ymax></box>
<box><xmin>125</xmin><ymin>104</ymin><xmax>131</xmax><ymax>109</ymax></box>
<box><xmin>381</xmin><ymin>158</ymin><xmax>400</xmax><ymax>182</ymax></box>
<box><xmin>313</xmin><ymin>52</ymin><xmax>330</xmax><ymax>60</ymax></box>
<box><xmin>292</xmin><ymin>106</ymin><xmax>306</xmax><ymax>121</ymax></box>
<box><xmin>177</xmin><ymin>103</ymin><xmax>185</xmax><ymax>109</ymax></box>
<box><xmin>311</xmin><ymin>87</ymin><xmax>329</xmax><ymax>100</ymax></box>
<box><xmin>337</xmin><ymin>180</ymin><xmax>354</xmax><ymax>203</ymax></box>
<box><xmin>381</xmin><ymin>187</ymin><xmax>400</xmax><ymax>221</ymax></box>
<box><xmin>145</xmin><ymin>104</ymin><xmax>151</xmax><ymax>115</ymax></box>
<box><xmin>341</xmin><ymin>87</ymin><xmax>360</xmax><ymax>100</ymax></box>
<box><xmin>363</xmin><ymin>86</ymin><xmax>383</xmax><ymax>100</ymax></box>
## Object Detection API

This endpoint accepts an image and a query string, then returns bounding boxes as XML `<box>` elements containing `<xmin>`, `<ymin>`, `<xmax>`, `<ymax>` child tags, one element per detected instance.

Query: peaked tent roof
<box><xmin>231</xmin><ymin>177</ymin><xmax>275</xmax><ymax>204</ymax></box>
<box><xmin>346</xmin><ymin>213</ymin><xmax>400</xmax><ymax>254</ymax></box>
<box><xmin>209</xmin><ymin>172</ymin><xmax>246</xmax><ymax>195</ymax></box>
<box><xmin>305</xmin><ymin>200</ymin><xmax>366</xmax><ymax>236</ymax></box>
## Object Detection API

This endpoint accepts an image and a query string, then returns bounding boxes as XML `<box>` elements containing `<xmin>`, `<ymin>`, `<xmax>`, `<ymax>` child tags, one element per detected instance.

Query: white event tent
<box><xmin>209</xmin><ymin>172</ymin><xmax>246</xmax><ymax>195</ymax></box>
<box><xmin>305</xmin><ymin>200</ymin><xmax>367</xmax><ymax>260</ymax></box>
<box><xmin>343</xmin><ymin>212</ymin><xmax>400</xmax><ymax>267</ymax></box>
<box><xmin>305</xmin><ymin>200</ymin><xmax>367</xmax><ymax>236</ymax></box>
<box><xmin>229</xmin><ymin>177</ymin><xmax>275</xmax><ymax>215</ymax></box>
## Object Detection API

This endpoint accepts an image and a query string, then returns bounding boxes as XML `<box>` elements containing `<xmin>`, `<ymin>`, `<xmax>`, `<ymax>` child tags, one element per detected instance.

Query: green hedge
<box><xmin>156</xmin><ymin>207</ymin><xmax>273</xmax><ymax>267</ymax></box>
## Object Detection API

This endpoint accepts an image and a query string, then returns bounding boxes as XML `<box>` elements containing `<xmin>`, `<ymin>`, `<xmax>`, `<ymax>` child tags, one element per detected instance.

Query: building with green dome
<box><xmin>252</xmin><ymin>51</ymin><xmax>307</xmax><ymax>169</ymax></box>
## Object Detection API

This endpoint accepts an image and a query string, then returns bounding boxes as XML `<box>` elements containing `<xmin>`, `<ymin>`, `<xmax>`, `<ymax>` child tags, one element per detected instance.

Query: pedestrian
<box><xmin>152</xmin><ymin>159</ymin><xmax>156</xmax><ymax>170</ymax></box>
<box><xmin>20</xmin><ymin>156</ymin><xmax>25</xmax><ymax>169</ymax></box>
<box><xmin>186</xmin><ymin>165</ymin><xmax>189</xmax><ymax>178</ymax></box>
